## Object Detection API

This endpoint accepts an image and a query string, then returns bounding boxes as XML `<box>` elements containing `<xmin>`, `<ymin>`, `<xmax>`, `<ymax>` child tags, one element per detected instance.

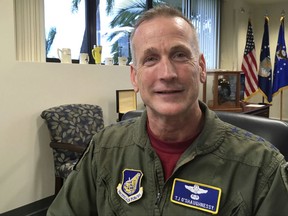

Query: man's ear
<box><xmin>199</xmin><ymin>54</ymin><xmax>207</xmax><ymax>84</ymax></box>
<box><xmin>130</xmin><ymin>65</ymin><xmax>139</xmax><ymax>93</ymax></box>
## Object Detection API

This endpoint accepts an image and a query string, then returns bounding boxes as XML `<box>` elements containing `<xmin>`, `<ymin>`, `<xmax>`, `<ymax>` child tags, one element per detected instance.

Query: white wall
<box><xmin>0</xmin><ymin>0</ymin><xmax>138</xmax><ymax>213</ymax></box>
<box><xmin>220</xmin><ymin>0</ymin><xmax>288</xmax><ymax>120</ymax></box>
<box><xmin>1</xmin><ymin>0</ymin><xmax>288</xmax><ymax>213</ymax></box>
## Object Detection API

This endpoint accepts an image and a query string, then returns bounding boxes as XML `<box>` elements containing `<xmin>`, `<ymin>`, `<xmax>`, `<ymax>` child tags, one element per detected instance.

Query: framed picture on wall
<box><xmin>116</xmin><ymin>89</ymin><xmax>137</xmax><ymax>120</ymax></box>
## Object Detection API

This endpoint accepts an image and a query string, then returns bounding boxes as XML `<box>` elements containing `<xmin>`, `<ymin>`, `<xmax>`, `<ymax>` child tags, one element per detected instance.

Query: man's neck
<box><xmin>147</xmin><ymin>108</ymin><xmax>204</xmax><ymax>143</ymax></box>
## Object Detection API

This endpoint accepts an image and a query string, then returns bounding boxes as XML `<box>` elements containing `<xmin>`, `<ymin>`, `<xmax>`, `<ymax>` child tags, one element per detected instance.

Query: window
<box><xmin>97</xmin><ymin>0</ymin><xmax>137</xmax><ymax>65</ymax></box>
<box><xmin>155</xmin><ymin>0</ymin><xmax>182</xmax><ymax>9</ymax></box>
<box><xmin>43</xmin><ymin>0</ymin><xmax>220</xmax><ymax>67</ymax></box>
<box><xmin>44</xmin><ymin>0</ymin><xmax>86</xmax><ymax>60</ymax></box>
<box><xmin>183</xmin><ymin>0</ymin><xmax>220</xmax><ymax>69</ymax></box>
<box><xmin>192</xmin><ymin>0</ymin><xmax>220</xmax><ymax>69</ymax></box>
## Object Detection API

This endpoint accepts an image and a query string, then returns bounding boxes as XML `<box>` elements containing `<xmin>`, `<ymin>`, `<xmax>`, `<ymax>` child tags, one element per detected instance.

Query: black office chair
<box><xmin>121</xmin><ymin>110</ymin><xmax>288</xmax><ymax>160</ymax></box>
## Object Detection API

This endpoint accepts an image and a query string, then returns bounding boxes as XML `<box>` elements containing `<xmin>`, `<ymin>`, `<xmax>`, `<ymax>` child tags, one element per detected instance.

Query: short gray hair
<box><xmin>130</xmin><ymin>5</ymin><xmax>200</xmax><ymax>65</ymax></box>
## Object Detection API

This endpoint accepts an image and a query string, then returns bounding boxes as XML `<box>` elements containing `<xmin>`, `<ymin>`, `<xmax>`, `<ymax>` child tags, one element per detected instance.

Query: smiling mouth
<box><xmin>156</xmin><ymin>90</ymin><xmax>183</xmax><ymax>94</ymax></box>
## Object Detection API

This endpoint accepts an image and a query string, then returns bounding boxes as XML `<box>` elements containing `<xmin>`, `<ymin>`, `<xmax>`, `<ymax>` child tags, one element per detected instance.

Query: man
<box><xmin>47</xmin><ymin>5</ymin><xmax>288</xmax><ymax>215</ymax></box>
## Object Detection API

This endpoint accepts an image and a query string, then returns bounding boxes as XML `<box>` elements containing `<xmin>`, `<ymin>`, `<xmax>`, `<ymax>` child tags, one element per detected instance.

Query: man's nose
<box><xmin>158</xmin><ymin>57</ymin><xmax>177</xmax><ymax>80</ymax></box>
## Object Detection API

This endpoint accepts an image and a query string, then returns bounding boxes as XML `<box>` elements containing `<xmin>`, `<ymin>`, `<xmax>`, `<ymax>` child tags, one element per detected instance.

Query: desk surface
<box><xmin>242</xmin><ymin>103</ymin><xmax>270</xmax><ymax>117</ymax></box>
<box><xmin>209</xmin><ymin>102</ymin><xmax>270</xmax><ymax>118</ymax></box>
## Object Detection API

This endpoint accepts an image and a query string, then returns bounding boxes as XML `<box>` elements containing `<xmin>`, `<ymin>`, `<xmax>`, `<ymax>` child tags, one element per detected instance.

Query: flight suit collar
<box><xmin>132</xmin><ymin>101</ymin><xmax>226</xmax><ymax>156</ymax></box>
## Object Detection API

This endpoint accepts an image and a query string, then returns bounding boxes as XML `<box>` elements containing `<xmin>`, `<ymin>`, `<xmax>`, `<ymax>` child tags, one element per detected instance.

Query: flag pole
<box><xmin>279</xmin><ymin>12</ymin><xmax>284</xmax><ymax>121</ymax></box>
<box><xmin>280</xmin><ymin>90</ymin><xmax>283</xmax><ymax>120</ymax></box>
<box><xmin>280</xmin><ymin>10</ymin><xmax>285</xmax><ymax>121</ymax></box>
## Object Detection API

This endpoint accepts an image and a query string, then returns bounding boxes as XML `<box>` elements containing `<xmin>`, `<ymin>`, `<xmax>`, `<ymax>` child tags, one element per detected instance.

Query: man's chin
<box><xmin>149</xmin><ymin>105</ymin><xmax>186</xmax><ymax>117</ymax></box>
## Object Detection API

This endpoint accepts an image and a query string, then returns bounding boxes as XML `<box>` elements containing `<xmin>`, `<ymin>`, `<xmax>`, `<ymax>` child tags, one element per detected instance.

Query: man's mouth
<box><xmin>156</xmin><ymin>90</ymin><xmax>183</xmax><ymax>94</ymax></box>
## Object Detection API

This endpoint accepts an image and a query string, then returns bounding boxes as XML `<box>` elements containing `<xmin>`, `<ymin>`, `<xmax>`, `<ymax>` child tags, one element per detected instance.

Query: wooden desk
<box><xmin>202</xmin><ymin>70</ymin><xmax>270</xmax><ymax>118</ymax></box>
<box><xmin>210</xmin><ymin>103</ymin><xmax>270</xmax><ymax>118</ymax></box>
<box><xmin>241</xmin><ymin>103</ymin><xmax>270</xmax><ymax>117</ymax></box>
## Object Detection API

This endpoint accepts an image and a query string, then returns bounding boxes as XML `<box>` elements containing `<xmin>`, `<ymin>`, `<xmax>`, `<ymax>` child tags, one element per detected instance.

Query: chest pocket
<box><xmin>97</xmin><ymin>169</ymin><xmax>127</xmax><ymax>216</ymax></box>
<box><xmin>219</xmin><ymin>192</ymin><xmax>249</xmax><ymax>216</ymax></box>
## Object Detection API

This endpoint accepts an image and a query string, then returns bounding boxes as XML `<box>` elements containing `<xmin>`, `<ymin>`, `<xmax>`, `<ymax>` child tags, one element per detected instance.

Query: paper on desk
<box><xmin>245</xmin><ymin>104</ymin><xmax>265</xmax><ymax>107</ymax></box>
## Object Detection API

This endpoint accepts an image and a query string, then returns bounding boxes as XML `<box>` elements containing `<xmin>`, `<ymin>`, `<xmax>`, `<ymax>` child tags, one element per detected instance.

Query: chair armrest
<box><xmin>50</xmin><ymin>141</ymin><xmax>86</xmax><ymax>153</ymax></box>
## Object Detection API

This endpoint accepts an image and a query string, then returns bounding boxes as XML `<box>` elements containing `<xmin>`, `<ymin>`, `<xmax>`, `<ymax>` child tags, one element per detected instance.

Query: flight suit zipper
<box><xmin>153</xmin><ymin>166</ymin><xmax>163</xmax><ymax>216</ymax></box>
<box><xmin>155</xmin><ymin>191</ymin><xmax>162</xmax><ymax>206</ymax></box>
<box><xmin>154</xmin><ymin>163</ymin><xmax>165</xmax><ymax>208</ymax></box>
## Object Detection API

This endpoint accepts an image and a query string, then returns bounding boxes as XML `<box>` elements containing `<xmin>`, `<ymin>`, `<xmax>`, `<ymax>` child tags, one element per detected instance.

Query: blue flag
<box><xmin>258</xmin><ymin>16</ymin><xmax>272</xmax><ymax>103</ymax></box>
<box><xmin>272</xmin><ymin>17</ymin><xmax>288</xmax><ymax>96</ymax></box>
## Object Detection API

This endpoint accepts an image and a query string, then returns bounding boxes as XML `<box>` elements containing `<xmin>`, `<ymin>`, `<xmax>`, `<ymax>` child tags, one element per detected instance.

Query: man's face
<box><xmin>130</xmin><ymin>16</ymin><xmax>206</xmax><ymax>118</ymax></box>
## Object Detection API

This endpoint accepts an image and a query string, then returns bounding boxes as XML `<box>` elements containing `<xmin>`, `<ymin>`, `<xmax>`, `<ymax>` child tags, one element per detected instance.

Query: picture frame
<box><xmin>116</xmin><ymin>89</ymin><xmax>137</xmax><ymax>120</ymax></box>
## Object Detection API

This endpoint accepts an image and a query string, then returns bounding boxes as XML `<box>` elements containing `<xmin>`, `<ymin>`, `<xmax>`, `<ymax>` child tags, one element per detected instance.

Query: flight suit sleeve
<box><xmin>255</xmin><ymin>162</ymin><xmax>288</xmax><ymax>216</ymax></box>
<box><xmin>47</xmin><ymin>140</ymin><xmax>98</xmax><ymax>216</ymax></box>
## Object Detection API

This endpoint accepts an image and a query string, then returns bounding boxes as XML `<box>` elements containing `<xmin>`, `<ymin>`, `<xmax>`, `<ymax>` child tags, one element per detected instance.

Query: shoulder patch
<box><xmin>117</xmin><ymin>169</ymin><xmax>144</xmax><ymax>204</ymax></box>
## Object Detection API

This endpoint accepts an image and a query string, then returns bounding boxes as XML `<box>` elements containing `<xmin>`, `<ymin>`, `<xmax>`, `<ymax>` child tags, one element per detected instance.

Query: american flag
<box><xmin>241</xmin><ymin>20</ymin><xmax>258</xmax><ymax>100</ymax></box>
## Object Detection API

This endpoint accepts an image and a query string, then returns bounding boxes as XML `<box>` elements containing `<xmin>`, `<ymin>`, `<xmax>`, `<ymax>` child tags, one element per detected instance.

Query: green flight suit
<box><xmin>47</xmin><ymin>102</ymin><xmax>288</xmax><ymax>216</ymax></box>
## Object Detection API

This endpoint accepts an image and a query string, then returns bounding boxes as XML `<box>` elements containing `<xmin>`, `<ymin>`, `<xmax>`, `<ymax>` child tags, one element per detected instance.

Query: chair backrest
<box><xmin>121</xmin><ymin>110</ymin><xmax>288</xmax><ymax>160</ymax></box>
<box><xmin>41</xmin><ymin>104</ymin><xmax>104</xmax><ymax>147</ymax></box>
<box><xmin>216</xmin><ymin>111</ymin><xmax>288</xmax><ymax>160</ymax></box>
<box><xmin>121</xmin><ymin>110</ymin><xmax>144</xmax><ymax>121</ymax></box>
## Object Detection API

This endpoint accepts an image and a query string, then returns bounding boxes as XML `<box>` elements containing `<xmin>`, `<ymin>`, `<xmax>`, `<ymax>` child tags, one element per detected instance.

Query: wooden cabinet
<box><xmin>202</xmin><ymin>70</ymin><xmax>270</xmax><ymax>117</ymax></box>
<box><xmin>203</xmin><ymin>70</ymin><xmax>243</xmax><ymax>112</ymax></box>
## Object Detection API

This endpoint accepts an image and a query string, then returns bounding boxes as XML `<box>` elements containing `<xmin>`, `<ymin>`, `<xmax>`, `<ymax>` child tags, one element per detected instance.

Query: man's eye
<box><xmin>143</xmin><ymin>56</ymin><xmax>158</xmax><ymax>66</ymax></box>
<box><xmin>172</xmin><ymin>52</ymin><xmax>190</xmax><ymax>62</ymax></box>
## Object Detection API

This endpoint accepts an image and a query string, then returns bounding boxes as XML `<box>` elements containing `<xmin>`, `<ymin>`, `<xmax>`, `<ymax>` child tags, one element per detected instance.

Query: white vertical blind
<box><xmin>184</xmin><ymin>0</ymin><xmax>220</xmax><ymax>69</ymax></box>
<box><xmin>15</xmin><ymin>0</ymin><xmax>46</xmax><ymax>62</ymax></box>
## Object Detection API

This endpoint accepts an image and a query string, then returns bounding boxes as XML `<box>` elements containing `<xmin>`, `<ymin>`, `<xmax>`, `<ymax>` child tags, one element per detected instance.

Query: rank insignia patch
<box><xmin>170</xmin><ymin>178</ymin><xmax>221</xmax><ymax>214</ymax></box>
<box><xmin>117</xmin><ymin>169</ymin><xmax>143</xmax><ymax>204</ymax></box>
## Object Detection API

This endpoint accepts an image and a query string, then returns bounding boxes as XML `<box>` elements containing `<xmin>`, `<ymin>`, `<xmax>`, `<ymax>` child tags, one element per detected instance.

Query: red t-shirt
<box><xmin>147</xmin><ymin>122</ymin><xmax>198</xmax><ymax>180</ymax></box>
